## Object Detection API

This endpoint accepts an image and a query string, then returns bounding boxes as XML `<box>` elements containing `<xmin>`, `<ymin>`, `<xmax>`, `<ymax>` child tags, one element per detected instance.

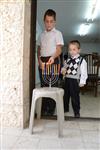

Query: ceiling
<box><xmin>37</xmin><ymin>0</ymin><xmax>100</xmax><ymax>43</ymax></box>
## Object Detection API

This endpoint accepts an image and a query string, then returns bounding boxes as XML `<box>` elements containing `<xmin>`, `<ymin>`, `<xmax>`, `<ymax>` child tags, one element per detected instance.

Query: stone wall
<box><xmin>0</xmin><ymin>0</ymin><xmax>31</xmax><ymax>128</ymax></box>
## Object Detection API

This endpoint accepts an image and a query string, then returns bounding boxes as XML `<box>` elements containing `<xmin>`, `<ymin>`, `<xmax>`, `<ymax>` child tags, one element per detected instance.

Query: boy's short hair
<box><xmin>68</xmin><ymin>40</ymin><xmax>80</xmax><ymax>49</ymax></box>
<box><xmin>44</xmin><ymin>9</ymin><xmax>56</xmax><ymax>21</ymax></box>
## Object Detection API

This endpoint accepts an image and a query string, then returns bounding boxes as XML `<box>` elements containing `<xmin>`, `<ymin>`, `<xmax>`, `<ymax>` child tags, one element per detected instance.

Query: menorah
<box><xmin>42</xmin><ymin>63</ymin><xmax>60</xmax><ymax>87</ymax></box>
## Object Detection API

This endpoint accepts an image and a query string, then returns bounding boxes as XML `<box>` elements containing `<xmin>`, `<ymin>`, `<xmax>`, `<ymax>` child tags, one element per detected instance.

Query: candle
<box><xmin>52</xmin><ymin>64</ymin><xmax>54</xmax><ymax>75</ymax></box>
<box><xmin>54</xmin><ymin>64</ymin><xmax>56</xmax><ymax>74</ymax></box>
<box><xmin>50</xmin><ymin>64</ymin><xmax>51</xmax><ymax>74</ymax></box>
<box><xmin>42</xmin><ymin>63</ymin><xmax>44</xmax><ymax>75</ymax></box>
<box><xmin>58</xmin><ymin>64</ymin><xmax>60</xmax><ymax>74</ymax></box>
<box><xmin>47</xmin><ymin>65</ymin><xmax>49</xmax><ymax>75</ymax></box>
<box><xmin>56</xmin><ymin>64</ymin><xmax>57</xmax><ymax>74</ymax></box>
<box><xmin>54</xmin><ymin>64</ymin><xmax>55</xmax><ymax>75</ymax></box>
<box><xmin>57</xmin><ymin>64</ymin><xmax>58</xmax><ymax>75</ymax></box>
<box><xmin>42</xmin><ymin>66</ymin><xmax>43</xmax><ymax>75</ymax></box>
<box><xmin>57</xmin><ymin>64</ymin><xmax>58</xmax><ymax>74</ymax></box>
<box><xmin>55</xmin><ymin>64</ymin><xmax>57</xmax><ymax>75</ymax></box>
<box><xmin>45</xmin><ymin>63</ymin><xmax>46</xmax><ymax>75</ymax></box>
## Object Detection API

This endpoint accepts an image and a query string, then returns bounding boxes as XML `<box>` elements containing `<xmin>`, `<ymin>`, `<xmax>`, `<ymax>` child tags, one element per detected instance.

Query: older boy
<box><xmin>37</xmin><ymin>9</ymin><xmax>64</xmax><ymax>115</ymax></box>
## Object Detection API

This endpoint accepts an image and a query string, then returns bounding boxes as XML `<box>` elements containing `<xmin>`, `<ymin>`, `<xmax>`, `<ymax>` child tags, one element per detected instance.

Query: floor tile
<box><xmin>81</xmin><ymin>130</ymin><xmax>100</xmax><ymax>144</ymax></box>
<box><xmin>83</xmin><ymin>141</ymin><xmax>100</xmax><ymax>150</ymax></box>
<box><xmin>37</xmin><ymin>139</ymin><xmax>62</xmax><ymax>149</ymax></box>
<box><xmin>3</xmin><ymin>127</ymin><xmax>23</xmax><ymax>136</ymax></box>
<box><xmin>61</xmin><ymin>137</ymin><xmax>85</xmax><ymax>149</ymax></box>
<box><xmin>78</xmin><ymin>121</ymin><xmax>100</xmax><ymax>131</ymax></box>
<box><xmin>12</xmin><ymin>136</ymin><xmax>39</xmax><ymax>149</ymax></box>
<box><xmin>63</xmin><ymin>121</ymin><xmax>79</xmax><ymax>130</ymax></box>
<box><xmin>0</xmin><ymin>134</ymin><xmax>19</xmax><ymax>150</ymax></box>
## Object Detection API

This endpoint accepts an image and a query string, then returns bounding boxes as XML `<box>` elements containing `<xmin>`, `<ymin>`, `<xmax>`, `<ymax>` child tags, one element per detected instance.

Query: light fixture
<box><xmin>78</xmin><ymin>23</ymin><xmax>92</xmax><ymax>36</ymax></box>
<box><xmin>78</xmin><ymin>0</ymin><xmax>99</xmax><ymax>36</ymax></box>
<box><xmin>86</xmin><ymin>0</ymin><xmax>100</xmax><ymax>21</ymax></box>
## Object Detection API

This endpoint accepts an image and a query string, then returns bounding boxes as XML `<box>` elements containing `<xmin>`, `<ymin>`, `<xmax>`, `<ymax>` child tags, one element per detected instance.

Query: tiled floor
<box><xmin>1</xmin><ymin>119</ymin><xmax>100</xmax><ymax>150</ymax></box>
<box><xmin>1</xmin><ymin>89</ymin><xmax>100</xmax><ymax>150</ymax></box>
<box><xmin>63</xmin><ymin>92</ymin><xmax>100</xmax><ymax>118</ymax></box>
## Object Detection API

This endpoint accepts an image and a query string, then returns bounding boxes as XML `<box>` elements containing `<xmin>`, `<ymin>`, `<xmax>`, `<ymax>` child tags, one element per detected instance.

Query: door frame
<box><xmin>29</xmin><ymin>0</ymin><xmax>37</xmax><ymax>108</ymax></box>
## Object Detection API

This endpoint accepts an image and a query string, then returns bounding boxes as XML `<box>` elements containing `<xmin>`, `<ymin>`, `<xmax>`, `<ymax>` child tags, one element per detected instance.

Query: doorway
<box><xmin>30</xmin><ymin>0</ymin><xmax>100</xmax><ymax>120</ymax></box>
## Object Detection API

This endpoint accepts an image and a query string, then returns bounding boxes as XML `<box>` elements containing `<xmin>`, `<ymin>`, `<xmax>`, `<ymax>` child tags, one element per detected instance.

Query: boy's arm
<box><xmin>37</xmin><ymin>46</ymin><xmax>43</xmax><ymax>69</ymax></box>
<box><xmin>53</xmin><ymin>45</ymin><xmax>62</xmax><ymax>59</ymax></box>
<box><xmin>48</xmin><ymin>31</ymin><xmax>64</xmax><ymax>64</ymax></box>
<box><xmin>47</xmin><ymin>45</ymin><xmax>63</xmax><ymax>64</ymax></box>
<box><xmin>61</xmin><ymin>59</ymin><xmax>67</xmax><ymax>75</ymax></box>
<box><xmin>79</xmin><ymin>59</ymin><xmax>88</xmax><ymax>87</ymax></box>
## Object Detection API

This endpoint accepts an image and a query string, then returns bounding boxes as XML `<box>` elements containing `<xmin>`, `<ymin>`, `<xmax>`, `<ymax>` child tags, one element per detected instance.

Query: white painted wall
<box><xmin>63</xmin><ymin>42</ymin><xmax>100</xmax><ymax>54</ymax></box>
<box><xmin>81</xmin><ymin>43</ymin><xmax>100</xmax><ymax>54</ymax></box>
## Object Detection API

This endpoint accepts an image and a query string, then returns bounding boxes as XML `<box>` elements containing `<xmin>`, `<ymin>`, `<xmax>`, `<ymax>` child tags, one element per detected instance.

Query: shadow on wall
<box><xmin>35</xmin><ymin>21</ymin><xmax>42</xmax><ymax>85</ymax></box>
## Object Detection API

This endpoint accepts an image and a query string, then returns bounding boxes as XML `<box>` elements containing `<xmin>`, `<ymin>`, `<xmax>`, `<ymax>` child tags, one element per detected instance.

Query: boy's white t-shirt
<box><xmin>37</xmin><ymin>28</ymin><xmax>64</xmax><ymax>57</ymax></box>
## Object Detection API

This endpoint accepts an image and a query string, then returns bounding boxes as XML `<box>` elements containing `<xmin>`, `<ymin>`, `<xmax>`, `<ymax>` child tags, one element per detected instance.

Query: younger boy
<box><xmin>61</xmin><ymin>40</ymin><xmax>88</xmax><ymax>118</ymax></box>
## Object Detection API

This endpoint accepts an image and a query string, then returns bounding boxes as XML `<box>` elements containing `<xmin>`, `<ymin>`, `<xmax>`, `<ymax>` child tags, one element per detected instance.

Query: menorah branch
<box><xmin>42</xmin><ymin>63</ymin><xmax>60</xmax><ymax>87</ymax></box>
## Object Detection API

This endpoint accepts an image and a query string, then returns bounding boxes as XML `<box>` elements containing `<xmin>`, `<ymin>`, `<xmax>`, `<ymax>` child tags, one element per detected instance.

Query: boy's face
<box><xmin>68</xmin><ymin>44</ymin><xmax>80</xmax><ymax>57</ymax></box>
<box><xmin>44</xmin><ymin>15</ymin><xmax>56</xmax><ymax>31</ymax></box>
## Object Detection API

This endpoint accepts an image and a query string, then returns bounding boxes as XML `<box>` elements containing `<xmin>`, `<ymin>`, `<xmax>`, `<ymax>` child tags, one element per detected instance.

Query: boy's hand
<box><xmin>47</xmin><ymin>56</ymin><xmax>54</xmax><ymax>64</ymax></box>
<box><xmin>61</xmin><ymin>68</ymin><xmax>66</xmax><ymax>75</ymax></box>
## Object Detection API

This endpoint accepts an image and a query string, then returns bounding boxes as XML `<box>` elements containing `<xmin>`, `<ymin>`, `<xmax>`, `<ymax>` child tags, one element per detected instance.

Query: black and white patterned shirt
<box><xmin>65</xmin><ymin>56</ymin><xmax>81</xmax><ymax>75</ymax></box>
<box><xmin>63</xmin><ymin>54</ymin><xmax>88</xmax><ymax>85</ymax></box>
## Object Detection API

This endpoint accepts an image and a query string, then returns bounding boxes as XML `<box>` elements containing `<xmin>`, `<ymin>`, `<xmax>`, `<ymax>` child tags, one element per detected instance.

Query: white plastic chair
<box><xmin>29</xmin><ymin>87</ymin><xmax>64</xmax><ymax>137</ymax></box>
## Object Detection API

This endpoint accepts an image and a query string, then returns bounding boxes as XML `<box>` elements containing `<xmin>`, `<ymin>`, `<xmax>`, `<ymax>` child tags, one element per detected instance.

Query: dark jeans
<box><xmin>64</xmin><ymin>78</ymin><xmax>80</xmax><ymax>114</ymax></box>
<box><xmin>39</xmin><ymin>56</ymin><xmax>59</xmax><ymax>115</ymax></box>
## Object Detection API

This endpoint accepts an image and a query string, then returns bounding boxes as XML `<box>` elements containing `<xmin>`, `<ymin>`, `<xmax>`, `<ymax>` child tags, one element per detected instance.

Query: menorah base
<box><xmin>42</xmin><ymin>75</ymin><xmax>59</xmax><ymax>87</ymax></box>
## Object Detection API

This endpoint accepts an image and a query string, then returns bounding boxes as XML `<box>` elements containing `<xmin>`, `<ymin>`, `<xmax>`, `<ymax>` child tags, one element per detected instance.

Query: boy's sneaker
<box><xmin>74</xmin><ymin>113</ymin><xmax>80</xmax><ymax>118</ymax></box>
